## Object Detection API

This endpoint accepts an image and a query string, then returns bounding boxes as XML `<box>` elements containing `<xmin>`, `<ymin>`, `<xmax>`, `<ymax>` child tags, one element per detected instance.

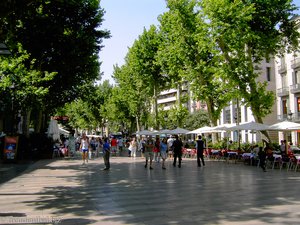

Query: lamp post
<box><xmin>287</xmin><ymin>110</ymin><xmax>293</xmax><ymax>121</ymax></box>
<box><xmin>9</xmin><ymin>83</ymin><xmax>15</xmax><ymax>134</ymax></box>
<box><xmin>164</xmin><ymin>114</ymin><xmax>168</xmax><ymax>129</ymax></box>
<box><xmin>287</xmin><ymin>110</ymin><xmax>293</xmax><ymax>148</ymax></box>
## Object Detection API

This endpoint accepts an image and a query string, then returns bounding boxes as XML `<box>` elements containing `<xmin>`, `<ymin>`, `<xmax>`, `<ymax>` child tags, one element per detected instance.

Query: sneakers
<box><xmin>103</xmin><ymin>168</ymin><xmax>109</xmax><ymax>170</ymax></box>
<box><xmin>144</xmin><ymin>164</ymin><xmax>147</xmax><ymax>168</ymax></box>
<box><xmin>162</xmin><ymin>167</ymin><xmax>166</xmax><ymax>170</ymax></box>
<box><xmin>149</xmin><ymin>167</ymin><xmax>153</xmax><ymax>170</ymax></box>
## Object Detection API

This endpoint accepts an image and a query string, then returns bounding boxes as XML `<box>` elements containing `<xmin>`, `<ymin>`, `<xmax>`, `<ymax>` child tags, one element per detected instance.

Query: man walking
<box><xmin>144</xmin><ymin>135</ymin><xmax>154</xmax><ymax>170</ymax></box>
<box><xmin>102</xmin><ymin>137</ymin><xmax>110</xmax><ymax>170</ymax></box>
<box><xmin>196</xmin><ymin>135</ymin><xmax>205</xmax><ymax>167</ymax></box>
<box><xmin>172</xmin><ymin>135</ymin><xmax>183</xmax><ymax>168</ymax></box>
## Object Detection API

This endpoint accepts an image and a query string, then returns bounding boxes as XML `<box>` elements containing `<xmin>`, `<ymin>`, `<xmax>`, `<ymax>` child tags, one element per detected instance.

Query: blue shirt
<box><xmin>160</xmin><ymin>142</ymin><xmax>168</xmax><ymax>153</ymax></box>
<box><xmin>103</xmin><ymin>142</ymin><xmax>110</xmax><ymax>153</ymax></box>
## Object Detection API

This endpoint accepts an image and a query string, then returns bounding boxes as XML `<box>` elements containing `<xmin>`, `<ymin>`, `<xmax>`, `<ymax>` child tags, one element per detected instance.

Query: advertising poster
<box><xmin>4</xmin><ymin>136</ymin><xmax>18</xmax><ymax>161</ymax></box>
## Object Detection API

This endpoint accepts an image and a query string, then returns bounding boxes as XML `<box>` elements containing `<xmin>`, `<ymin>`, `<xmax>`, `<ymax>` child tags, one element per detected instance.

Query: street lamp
<box><xmin>9</xmin><ymin>83</ymin><xmax>15</xmax><ymax>134</ymax></box>
<box><xmin>164</xmin><ymin>114</ymin><xmax>168</xmax><ymax>129</ymax></box>
<box><xmin>287</xmin><ymin>110</ymin><xmax>293</xmax><ymax>121</ymax></box>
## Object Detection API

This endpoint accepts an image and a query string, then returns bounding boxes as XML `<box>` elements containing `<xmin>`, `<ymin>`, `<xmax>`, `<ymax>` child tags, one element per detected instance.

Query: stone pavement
<box><xmin>0</xmin><ymin>156</ymin><xmax>300</xmax><ymax>225</ymax></box>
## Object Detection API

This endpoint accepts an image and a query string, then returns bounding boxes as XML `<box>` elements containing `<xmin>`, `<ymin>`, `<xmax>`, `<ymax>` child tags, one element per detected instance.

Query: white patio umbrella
<box><xmin>169</xmin><ymin>127</ymin><xmax>191</xmax><ymax>134</ymax></box>
<box><xmin>136</xmin><ymin>130</ymin><xmax>157</xmax><ymax>136</ymax></box>
<box><xmin>158</xmin><ymin>129</ymin><xmax>172</xmax><ymax>135</ymax></box>
<box><xmin>47</xmin><ymin>119</ymin><xmax>60</xmax><ymax>141</ymax></box>
<box><xmin>212</xmin><ymin>123</ymin><xmax>236</xmax><ymax>131</ymax></box>
<box><xmin>267</xmin><ymin>121</ymin><xmax>300</xmax><ymax>131</ymax></box>
<box><xmin>268</xmin><ymin>121</ymin><xmax>300</xmax><ymax>152</ymax></box>
<box><xmin>226</xmin><ymin>121</ymin><xmax>270</xmax><ymax>131</ymax></box>
<box><xmin>187</xmin><ymin>126</ymin><xmax>213</xmax><ymax>134</ymax></box>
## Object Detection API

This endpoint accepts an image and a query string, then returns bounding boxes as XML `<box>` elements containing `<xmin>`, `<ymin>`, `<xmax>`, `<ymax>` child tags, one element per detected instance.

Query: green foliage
<box><xmin>184</xmin><ymin>110</ymin><xmax>210</xmax><ymax>131</ymax></box>
<box><xmin>158</xmin><ymin>0</ymin><xmax>233</xmax><ymax>125</ymax></box>
<box><xmin>0</xmin><ymin>44</ymin><xmax>56</xmax><ymax>112</ymax></box>
<box><xmin>200</xmin><ymin>0</ymin><xmax>299</xmax><ymax>122</ymax></box>
<box><xmin>1</xmin><ymin>0</ymin><xmax>110</xmax><ymax>112</ymax></box>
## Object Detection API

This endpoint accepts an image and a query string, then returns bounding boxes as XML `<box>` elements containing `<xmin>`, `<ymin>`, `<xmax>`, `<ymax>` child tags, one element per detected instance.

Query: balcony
<box><xmin>157</xmin><ymin>96</ymin><xmax>177</xmax><ymax>104</ymax></box>
<box><xmin>277</xmin><ymin>87</ymin><xmax>289</xmax><ymax>97</ymax></box>
<box><xmin>290</xmin><ymin>83</ymin><xmax>300</xmax><ymax>94</ymax></box>
<box><xmin>291</xmin><ymin>58</ymin><xmax>300</xmax><ymax>69</ymax></box>
<box><xmin>293</xmin><ymin>112</ymin><xmax>300</xmax><ymax>122</ymax></box>
<box><xmin>278</xmin><ymin>63</ymin><xmax>287</xmax><ymax>74</ymax></box>
<box><xmin>277</xmin><ymin>114</ymin><xmax>288</xmax><ymax>121</ymax></box>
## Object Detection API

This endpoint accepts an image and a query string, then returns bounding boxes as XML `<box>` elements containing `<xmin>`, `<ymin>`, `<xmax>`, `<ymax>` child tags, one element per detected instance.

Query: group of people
<box><xmin>81</xmin><ymin>133</ymin><xmax>205</xmax><ymax>170</ymax></box>
<box><xmin>255</xmin><ymin>139</ymin><xmax>295</xmax><ymax>172</ymax></box>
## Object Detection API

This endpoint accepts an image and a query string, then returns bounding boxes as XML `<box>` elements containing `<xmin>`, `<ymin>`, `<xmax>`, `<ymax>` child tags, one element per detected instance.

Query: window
<box><xmin>244</xmin><ymin>106</ymin><xmax>248</xmax><ymax>122</ymax></box>
<box><xmin>282</xmin><ymin>99</ymin><xmax>287</xmax><ymax>115</ymax></box>
<box><xmin>297</xmin><ymin>97</ymin><xmax>300</xmax><ymax>113</ymax></box>
<box><xmin>225</xmin><ymin>109</ymin><xmax>231</xmax><ymax>124</ymax></box>
<box><xmin>266</xmin><ymin>67</ymin><xmax>271</xmax><ymax>81</ymax></box>
<box><xmin>281</xmin><ymin>74</ymin><xmax>287</xmax><ymax>88</ymax></box>
<box><xmin>296</xmin><ymin>70</ymin><xmax>300</xmax><ymax>84</ymax></box>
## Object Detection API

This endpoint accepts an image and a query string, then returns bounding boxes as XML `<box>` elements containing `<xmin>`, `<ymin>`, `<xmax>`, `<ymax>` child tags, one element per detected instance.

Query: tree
<box><xmin>0</xmin><ymin>0</ymin><xmax>110</xmax><ymax>132</ymax></box>
<box><xmin>125</xmin><ymin>25</ymin><xmax>170</xmax><ymax>129</ymax></box>
<box><xmin>200</xmin><ymin>0</ymin><xmax>299</xmax><ymax>141</ymax></box>
<box><xmin>157</xmin><ymin>0</ymin><xmax>232</xmax><ymax>128</ymax></box>
<box><xmin>112</xmin><ymin>63</ymin><xmax>151</xmax><ymax>132</ymax></box>
<box><xmin>0</xmin><ymin>44</ymin><xmax>56</xmax><ymax>136</ymax></box>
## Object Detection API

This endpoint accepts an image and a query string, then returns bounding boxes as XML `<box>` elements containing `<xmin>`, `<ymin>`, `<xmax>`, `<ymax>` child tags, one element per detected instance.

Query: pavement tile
<box><xmin>0</xmin><ymin>157</ymin><xmax>300</xmax><ymax>224</ymax></box>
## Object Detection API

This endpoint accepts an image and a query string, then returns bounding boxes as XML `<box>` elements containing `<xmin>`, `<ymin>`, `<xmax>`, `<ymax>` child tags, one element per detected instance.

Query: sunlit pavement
<box><xmin>0</xmin><ymin>156</ymin><xmax>300</xmax><ymax>225</ymax></box>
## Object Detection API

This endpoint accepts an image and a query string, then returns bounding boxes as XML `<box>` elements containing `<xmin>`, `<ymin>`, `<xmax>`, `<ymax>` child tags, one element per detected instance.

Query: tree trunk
<box><xmin>34</xmin><ymin>110</ymin><xmax>43</xmax><ymax>133</ymax></box>
<box><xmin>153</xmin><ymin>85</ymin><xmax>159</xmax><ymax>130</ymax></box>
<box><xmin>22</xmin><ymin>108</ymin><xmax>31</xmax><ymax>138</ymax></box>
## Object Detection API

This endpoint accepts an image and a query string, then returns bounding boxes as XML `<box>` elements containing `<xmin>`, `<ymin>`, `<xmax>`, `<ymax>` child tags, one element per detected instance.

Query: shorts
<box><xmin>160</xmin><ymin>152</ymin><xmax>167</xmax><ymax>159</ymax></box>
<box><xmin>144</xmin><ymin>151</ymin><xmax>154</xmax><ymax>160</ymax></box>
<box><xmin>82</xmin><ymin>149</ymin><xmax>88</xmax><ymax>152</ymax></box>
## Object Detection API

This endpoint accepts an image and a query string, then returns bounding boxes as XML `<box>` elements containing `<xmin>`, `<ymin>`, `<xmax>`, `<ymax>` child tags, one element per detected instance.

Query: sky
<box><xmin>99</xmin><ymin>0</ymin><xmax>167</xmax><ymax>83</ymax></box>
<box><xmin>99</xmin><ymin>0</ymin><xmax>300</xmax><ymax>84</ymax></box>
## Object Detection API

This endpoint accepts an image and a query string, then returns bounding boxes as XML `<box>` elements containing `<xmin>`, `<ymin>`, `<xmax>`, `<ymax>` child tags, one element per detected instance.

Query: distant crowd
<box><xmin>53</xmin><ymin>133</ymin><xmax>206</xmax><ymax>171</ymax></box>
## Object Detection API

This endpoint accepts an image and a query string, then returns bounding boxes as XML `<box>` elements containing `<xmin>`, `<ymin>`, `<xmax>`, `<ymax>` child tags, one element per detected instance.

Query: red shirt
<box><xmin>111</xmin><ymin>138</ymin><xmax>117</xmax><ymax>147</ymax></box>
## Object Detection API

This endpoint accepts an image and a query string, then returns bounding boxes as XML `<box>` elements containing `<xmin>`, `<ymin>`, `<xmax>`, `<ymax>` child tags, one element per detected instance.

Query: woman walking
<box><xmin>160</xmin><ymin>137</ymin><xmax>168</xmax><ymax>169</ymax></box>
<box><xmin>79</xmin><ymin>133</ymin><xmax>89</xmax><ymax>165</ymax></box>
<box><xmin>129</xmin><ymin>137</ymin><xmax>137</xmax><ymax>158</ymax></box>
<box><xmin>154</xmin><ymin>136</ymin><xmax>161</xmax><ymax>163</ymax></box>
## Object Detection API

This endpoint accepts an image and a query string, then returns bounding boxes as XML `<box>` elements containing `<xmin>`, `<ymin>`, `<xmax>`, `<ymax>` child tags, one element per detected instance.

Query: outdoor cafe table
<box><xmin>226</xmin><ymin>151</ymin><xmax>238</xmax><ymax>163</ymax></box>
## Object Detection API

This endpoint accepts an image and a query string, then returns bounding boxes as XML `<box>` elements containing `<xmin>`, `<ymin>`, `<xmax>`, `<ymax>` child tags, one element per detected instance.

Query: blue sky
<box><xmin>99</xmin><ymin>0</ymin><xmax>300</xmax><ymax>84</ymax></box>
<box><xmin>99</xmin><ymin>0</ymin><xmax>167</xmax><ymax>83</ymax></box>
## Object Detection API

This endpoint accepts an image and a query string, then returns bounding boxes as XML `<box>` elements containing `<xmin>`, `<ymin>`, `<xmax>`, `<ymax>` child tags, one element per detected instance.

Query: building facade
<box><xmin>275</xmin><ymin>16</ymin><xmax>300</xmax><ymax>145</ymax></box>
<box><xmin>218</xmin><ymin>59</ymin><xmax>278</xmax><ymax>143</ymax></box>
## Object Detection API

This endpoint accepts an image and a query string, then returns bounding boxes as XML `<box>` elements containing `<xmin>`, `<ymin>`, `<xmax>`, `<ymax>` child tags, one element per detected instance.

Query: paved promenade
<box><xmin>0</xmin><ymin>156</ymin><xmax>300</xmax><ymax>225</ymax></box>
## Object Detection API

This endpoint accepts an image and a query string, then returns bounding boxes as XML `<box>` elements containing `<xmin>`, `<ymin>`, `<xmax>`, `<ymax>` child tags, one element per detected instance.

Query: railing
<box><xmin>291</xmin><ymin>58</ymin><xmax>300</xmax><ymax>69</ymax></box>
<box><xmin>277</xmin><ymin>87</ymin><xmax>289</xmax><ymax>97</ymax></box>
<box><xmin>290</xmin><ymin>83</ymin><xmax>300</xmax><ymax>94</ymax></box>
<box><xmin>278</xmin><ymin>63</ymin><xmax>287</xmax><ymax>74</ymax></box>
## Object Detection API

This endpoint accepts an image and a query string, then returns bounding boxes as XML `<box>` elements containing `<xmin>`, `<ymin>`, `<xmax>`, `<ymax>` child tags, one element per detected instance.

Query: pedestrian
<box><xmin>144</xmin><ymin>135</ymin><xmax>155</xmax><ymax>170</ymax></box>
<box><xmin>154</xmin><ymin>136</ymin><xmax>160</xmax><ymax>162</ymax></box>
<box><xmin>129</xmin><ymin>137</ymin><xmax>137</xmax><ymax>158</ymax></box>
<box><xmin>117</xmin><ymin>137</ymin><xmax>124</xmax><ymax>155</ymax></box>
<box><xmin>102</xmin><ymin>137</ymin><xmax>111</xmax><ymax>170</ymax></box>
<box><xmin>138</xmin><ymin>136</ymin><xmax>146</xmax><ymax>158</ymax></box>
<box><xmin>258</xmin><ymin>146</ymin><xmax>267</xmax><ymax>172</ymax></box>
<box><xmin>79</xmin><ymin>133</ymin><xmax>89</xmax><ymax>165</ymax></box>
<box><xmin>160</xmin><ymin>137</ymin><xmax>168</xmax><ymax>169</ymax></box>
<box><xmin>196</xmin><ymin>135</ymin><xmax>205</xmax><ymax>167</ymax></box>
<box><xmin>167</xmin><ymin>135</ymin><xmax>174</xmax><ymax>158</ymax></box>
<box><xmin>172</xmin><ymin>135</ymin><xmax>183</xmax><ymax>168</ymax></box>
<box><xmin>110</xmin><ymin>136</ymin><xmax>117</xmax><ymax>156</ymax></box>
